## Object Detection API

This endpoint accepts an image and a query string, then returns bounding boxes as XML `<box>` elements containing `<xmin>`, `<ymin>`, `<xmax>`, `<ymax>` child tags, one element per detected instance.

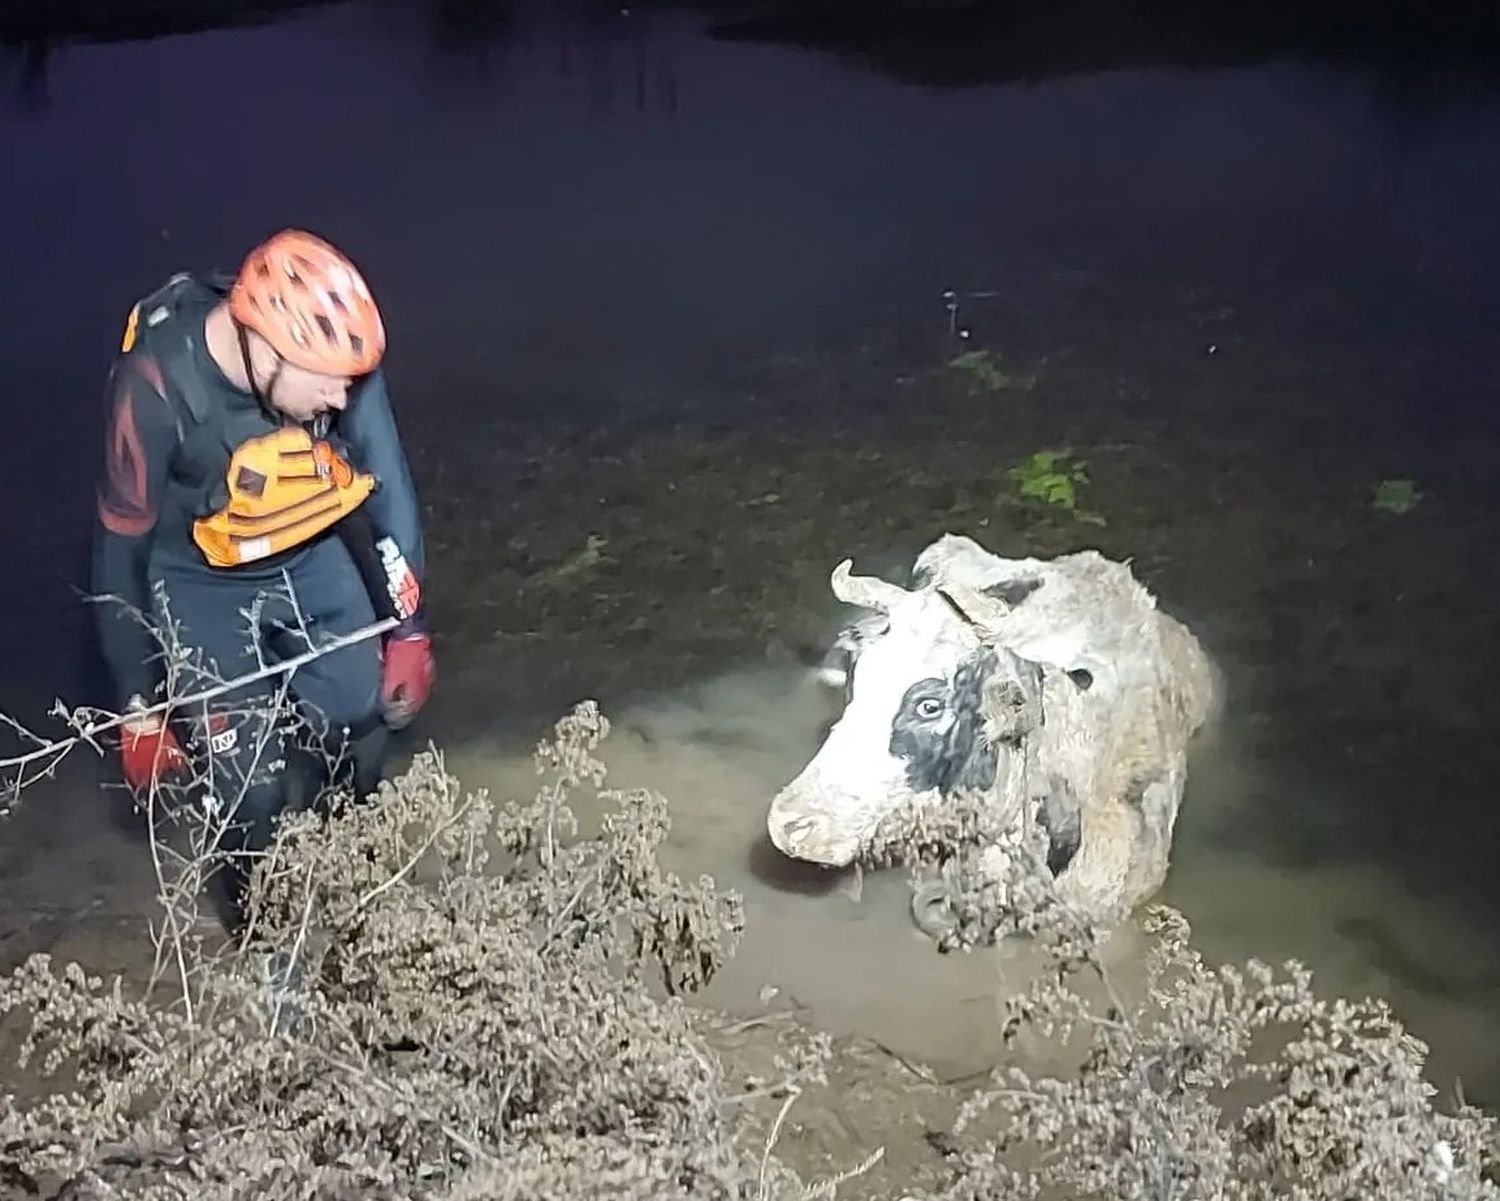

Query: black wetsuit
<box><xmin>90</xmin><ymin>272</ymin><xmax>427</xmax><ymax>922</ymax></box>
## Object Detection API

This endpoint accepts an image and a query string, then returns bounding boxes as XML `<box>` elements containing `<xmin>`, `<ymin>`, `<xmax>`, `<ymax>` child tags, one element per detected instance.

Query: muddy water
<box><xmin>436</xmin><ymin>642</ymin><xmax>1500</xmax><ymax>1104</ymax></box>
<box><xmin>3</xmin><ymin>0</ymin><xmax>1500</xmax><ymax>1137</ymax></box>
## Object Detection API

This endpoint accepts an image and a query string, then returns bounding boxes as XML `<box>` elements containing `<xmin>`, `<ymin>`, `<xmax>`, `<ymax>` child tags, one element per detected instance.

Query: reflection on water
<box><xmin>1</xmin><ymin>0</ymin><xmax>1499</xmax><ymax>1119</ymax></box>
<box><xmin>695</xmin><ymin>0</ymin><xmax>1500</xmax><ymax>91</ymax></box>
<box><xmin>0</xmin><ymin>0</ymin><xmax>340</xmax><ymax>113</ymax></box>
<box><xmin>5</xmin><ymin>38</ymin><xmax>50</xmax><ymax>112</ymax></box>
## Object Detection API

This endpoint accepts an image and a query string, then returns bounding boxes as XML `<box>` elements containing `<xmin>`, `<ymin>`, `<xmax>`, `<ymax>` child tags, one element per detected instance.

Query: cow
<box><xmin>768</xmin><ymin>533</ymin><xmax>1217</xmax><ymax>940</ymax></box>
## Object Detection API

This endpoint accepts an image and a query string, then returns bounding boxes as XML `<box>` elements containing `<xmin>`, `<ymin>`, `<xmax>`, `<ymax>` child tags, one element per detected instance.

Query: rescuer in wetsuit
<box><xmin>90</xmin><ymin>229</ymin><xmax>436</xmax><ymax>930</ymax></box>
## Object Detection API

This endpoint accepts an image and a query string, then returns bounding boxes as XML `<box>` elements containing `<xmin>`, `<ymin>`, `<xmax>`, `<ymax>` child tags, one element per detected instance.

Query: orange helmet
<box><xmin>229</xmin><ymin>229</ymin><xmax>386</xmax><ymax>376</ymax></box>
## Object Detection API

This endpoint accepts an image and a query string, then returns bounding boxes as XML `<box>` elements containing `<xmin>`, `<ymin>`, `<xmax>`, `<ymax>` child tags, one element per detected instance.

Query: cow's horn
<box><xmin>830</xmin><ymin>559</ymin><xmax>908</xmax><ymax>613</ymax></box>
<box><xmin>940</xmin><ymin>579</ymin><xmax>1010</xmax><ymax>633</ymax></box>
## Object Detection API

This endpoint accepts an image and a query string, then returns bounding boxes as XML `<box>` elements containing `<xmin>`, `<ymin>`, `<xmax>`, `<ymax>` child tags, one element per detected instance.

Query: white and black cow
<box><xmin>770</xmin><ymin>533</ymin><xmax>1217</xmax><ymax>931</ymax></box>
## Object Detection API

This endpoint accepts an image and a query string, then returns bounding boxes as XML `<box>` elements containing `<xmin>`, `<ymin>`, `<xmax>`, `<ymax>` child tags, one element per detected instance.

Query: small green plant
<box><xmin>538</xmin><ymin>532</ymin><xmax>611</xmax><ymax>585</ymax></box>
<box><xmin>949</xmin><ymin>348</ymin><xmax>1010</xmax><ymax>391</ymax></box>
<box><xmin>1006</xmin><ymin>449</ymin><xmax>1106</xmax><ymax>526</ymax></box>
<box><xmin>948</xmin><ymin>348</ymin><xmax>1037</xmax><ymax>393</ymax></box>
<box><xmin>1373</xmin><ymin>478</ymin><xmax>1421</xmax><ymax>515</ymax></box>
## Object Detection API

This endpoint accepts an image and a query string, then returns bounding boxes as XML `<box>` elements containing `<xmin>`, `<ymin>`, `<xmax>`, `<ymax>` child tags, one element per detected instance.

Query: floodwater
<box><xmin>3</xmin><ymin>0</ymin><xmax>1500</xmax><ymax>1128</ymax></box>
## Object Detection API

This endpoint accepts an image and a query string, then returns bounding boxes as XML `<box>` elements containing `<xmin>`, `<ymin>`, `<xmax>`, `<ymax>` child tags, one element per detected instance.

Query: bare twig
<box><xmin>350</xmin><ymin>790</ymin><xmax>476</xmax><ymax>918</ymax></box>
<box><xmin>801</xmin><ymin>1145</ymin><xmax>885</xmax><ymax>1200</ymax></box>
<box><xmin>0</xmin><ymin>615</ymin><xmax>396</xmax><ymax>779</ymax></box>
<box><xmin>758</xmin><ymin>1086</ymin><xmax>802</xmax><ymax>1199</ymax></box>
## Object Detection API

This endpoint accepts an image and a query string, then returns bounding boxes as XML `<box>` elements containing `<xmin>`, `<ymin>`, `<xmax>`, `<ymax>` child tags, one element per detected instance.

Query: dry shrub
<box><xmin>0</xmin><ymin>701</ymin><xmax>832</xmax><ymax>1201</ymax></box>
<box><xmin>3</xmin><ymin>689</ymin><xmax>1497</xmax><ymax>1200</ymax></box>
<box><xmin>867</xmin><ymin>788</ymin><xmax>1500</xmax><ymax>1200</ymax></box>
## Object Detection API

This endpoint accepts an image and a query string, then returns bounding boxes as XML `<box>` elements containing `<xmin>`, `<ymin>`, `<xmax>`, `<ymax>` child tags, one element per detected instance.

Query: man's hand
<box><xmin>381</xmin><ymin>632</ymin><xmax>435</xmax><ymax>729</ymax></box>
<box><xmin>119</xmin><ymin>696</ymin><xmax>189</xmax><ymax>793</ymax></box>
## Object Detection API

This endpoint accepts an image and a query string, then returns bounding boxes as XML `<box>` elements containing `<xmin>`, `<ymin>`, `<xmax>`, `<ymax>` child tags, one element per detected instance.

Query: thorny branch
<box><xmin>0</xmin><ymin>598</ymin><xmax>867</xmax><ymax>1201</ymax></box>
<box><xmin>0</xmin><ymin>593</ymin><xmax>395</xmax><ymax>795</ymax></box>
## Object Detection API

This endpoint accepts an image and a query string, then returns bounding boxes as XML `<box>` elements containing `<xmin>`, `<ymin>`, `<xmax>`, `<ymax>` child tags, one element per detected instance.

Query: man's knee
<box><xmin>289</xmin><ymin>635</ymin><xmax>382</xmax><ymax>730</ymax></box>
<box><xmin>179</xmin><ymin>701</ymin><xmax>289</xmax><ymax>812</ymax></box>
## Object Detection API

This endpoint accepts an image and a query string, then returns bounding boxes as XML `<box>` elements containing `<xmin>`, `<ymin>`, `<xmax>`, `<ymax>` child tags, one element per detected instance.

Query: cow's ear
<box><xmin>1037</xmin><ymin>774</ymin><xmax>1082</xmax><ymax>877</ymax></box>
<box><xmin>985</xmin><ymin>576</ymin><xmax>1044</xmax><ymax>607</ymax></box>
<box><xmin>942</xmin><ymin>646</ymin><xmax>1040</xmax><ymax>797</ymax></box>
<box><xmin>981</xmin><ymin>649</ymin><xmax>1044</xmax><ymax>744</ymax></box>
<box><xmin>940</xmin><ymin>649</ymin><xmax>1001</xmax><ymax>796</ymax></box>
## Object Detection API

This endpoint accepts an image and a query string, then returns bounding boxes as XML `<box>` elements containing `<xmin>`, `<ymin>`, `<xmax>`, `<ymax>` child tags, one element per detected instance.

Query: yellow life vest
<box><xmin>192</xmin><ymin>426</ymin><xmax>376</xmax><ymax>568</ymax></box>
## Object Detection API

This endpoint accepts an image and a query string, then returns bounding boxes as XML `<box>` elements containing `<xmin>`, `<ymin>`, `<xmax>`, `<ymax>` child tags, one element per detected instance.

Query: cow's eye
<box><xmin>915</xmin><ymin>696</ymin><xmax>945</xmax><ymax>720</ymax></box>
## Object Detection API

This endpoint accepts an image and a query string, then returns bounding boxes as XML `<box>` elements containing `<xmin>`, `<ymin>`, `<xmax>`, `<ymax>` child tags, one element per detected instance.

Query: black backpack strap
<box><xmin>132</xmin><ymin>272</ymin><xmax>232</xmax><ymax>432</ymax></box>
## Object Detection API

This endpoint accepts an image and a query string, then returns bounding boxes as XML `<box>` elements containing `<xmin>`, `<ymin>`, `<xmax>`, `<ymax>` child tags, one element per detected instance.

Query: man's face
<box><xmin>267</xmin><ymin>358</ymin><xmax>353</xmax><ymax>423</ymax></box>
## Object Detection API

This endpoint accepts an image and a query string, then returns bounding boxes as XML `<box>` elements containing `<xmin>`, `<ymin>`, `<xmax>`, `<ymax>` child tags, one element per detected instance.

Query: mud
<box><xmin>413</xmin><ymin>261</ymin><xmax>1500</xmax><ymax>1107</ymax></box>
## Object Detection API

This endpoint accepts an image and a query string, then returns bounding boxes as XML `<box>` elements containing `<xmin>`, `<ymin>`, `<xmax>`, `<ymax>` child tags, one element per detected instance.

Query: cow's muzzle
<box><xmin>767</xmin><ymin>786</ymin><xmax>863</xmax><ymax>867</ymax></box>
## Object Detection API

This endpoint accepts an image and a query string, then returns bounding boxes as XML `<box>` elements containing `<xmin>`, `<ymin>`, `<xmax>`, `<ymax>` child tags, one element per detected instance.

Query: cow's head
<box><xmin>767</xmin><ymin>548</ymin><xmax>1066</xmax><ymax>868</ymax></box>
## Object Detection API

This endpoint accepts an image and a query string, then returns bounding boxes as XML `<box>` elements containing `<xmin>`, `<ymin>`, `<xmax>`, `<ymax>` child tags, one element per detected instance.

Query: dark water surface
<box><xmin>4</xmin><ymin>0</ymin><xmax>1500</xmax><ymax>1103</ymax></box>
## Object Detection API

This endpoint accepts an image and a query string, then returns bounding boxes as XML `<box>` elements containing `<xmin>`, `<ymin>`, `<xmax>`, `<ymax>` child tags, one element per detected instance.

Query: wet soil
<box><xmin>418</xmin><ymin>264</ymin><xmax>1500</xmax><ymax>925</ymax></box>
<box><xmin>408</xmin><ymin>263</ymin><xmax>1500</xmax><ymax>1108</ymax></box>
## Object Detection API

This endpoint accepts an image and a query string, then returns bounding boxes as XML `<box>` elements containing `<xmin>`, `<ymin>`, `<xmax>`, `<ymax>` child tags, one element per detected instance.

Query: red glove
<box><xmin>381</xmin><ymin>633</ymin><xmax>435</xmax><ymax>729</ymax></box>
<box><xmin>119</xmin><ymin>698</ymin><xmax>189</xmax><ymax>794</ymax></box>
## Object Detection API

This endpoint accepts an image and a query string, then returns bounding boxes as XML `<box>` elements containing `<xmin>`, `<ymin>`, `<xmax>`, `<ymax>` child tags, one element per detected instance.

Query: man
<box><xmin>91</xmin><ymin>228</ymin><xmax>436</xmax><ymax>929</ymax></box>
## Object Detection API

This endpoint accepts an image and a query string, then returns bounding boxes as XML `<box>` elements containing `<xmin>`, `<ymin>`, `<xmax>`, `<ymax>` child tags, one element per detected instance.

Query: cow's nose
<box><xmin>771</xmin><ymin>810</ymin><xmax>832</xmax><ymax>857</ymax></box>
<box><xmin>768</xmin><ymin>801</ymin><xmax>862</xmax><ymax>867</ymax></box>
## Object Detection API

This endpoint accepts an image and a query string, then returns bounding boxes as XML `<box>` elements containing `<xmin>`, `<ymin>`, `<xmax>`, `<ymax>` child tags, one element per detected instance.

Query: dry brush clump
<box><xmin>0</xmin><ymin>700</ymin><xmax>838</xmax><ymax>1201</ymax></box>
<box><xmin>3</xmin><ymin>647</ymin><xmax>1498</xmax><ymax>1201</ymax></box>
<box><xmin>861</xmin><ymin>786</ymin><xmax>1500</xmax><ymax>1200</ymax></box>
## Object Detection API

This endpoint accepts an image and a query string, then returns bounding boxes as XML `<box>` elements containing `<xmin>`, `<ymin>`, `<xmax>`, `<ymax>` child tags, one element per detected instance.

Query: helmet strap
<box><xmin>234</xmin><ymin>321</ymin><xmax>285</xmax><ymax>419</ymax></box>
